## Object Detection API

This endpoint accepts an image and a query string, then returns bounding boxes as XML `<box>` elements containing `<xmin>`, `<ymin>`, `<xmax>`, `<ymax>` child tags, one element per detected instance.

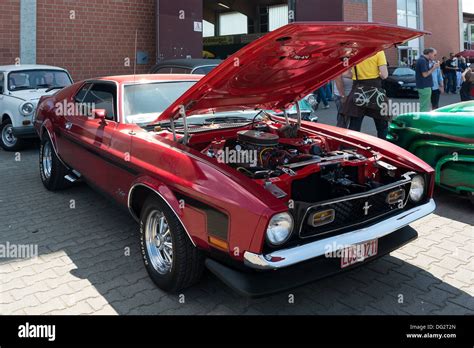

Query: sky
<box><xmin>463</xmin><ymin>0</ymin><xmax>474</xmax><ymax>14</ymax></box>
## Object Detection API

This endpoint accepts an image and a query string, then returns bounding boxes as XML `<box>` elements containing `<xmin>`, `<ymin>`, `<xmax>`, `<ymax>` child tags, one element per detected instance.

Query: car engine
<box><xmin>200</xmin><ymin>127</ymin><xmax>403</xmax><ymax>203</ymax></box>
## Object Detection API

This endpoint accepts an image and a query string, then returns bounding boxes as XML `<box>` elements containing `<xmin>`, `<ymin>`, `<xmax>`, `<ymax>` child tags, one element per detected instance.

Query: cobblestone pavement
<box><xmin>0</xmin><ymin>145</ymin><xmax>473</xmax><ymax>315</ymax></box>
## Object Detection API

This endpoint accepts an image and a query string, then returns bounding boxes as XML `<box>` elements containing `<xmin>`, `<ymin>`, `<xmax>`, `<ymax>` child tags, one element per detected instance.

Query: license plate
<box><xmin>340</xmin><ymin>239</ymin><xmax>378</xmax><ymax>269</ymax></box>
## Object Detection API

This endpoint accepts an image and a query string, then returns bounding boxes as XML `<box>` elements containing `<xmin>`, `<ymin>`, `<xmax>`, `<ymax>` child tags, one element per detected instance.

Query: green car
<box><xmin>388</xmin><ymin>101</ymin><xmax>474</xmax><ymax>201</ymax></box>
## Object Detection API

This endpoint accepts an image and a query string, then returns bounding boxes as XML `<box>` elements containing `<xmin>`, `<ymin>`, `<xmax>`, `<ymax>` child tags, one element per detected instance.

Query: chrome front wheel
<box><xmin>145</xmin><ymin>210</ymin><xmax>173</xmax><ymax>275</ymax></box>
<box><xmin>139</xmin><ymin>196</ymin><xmax>204</xmax><ymax>293</ymax></box>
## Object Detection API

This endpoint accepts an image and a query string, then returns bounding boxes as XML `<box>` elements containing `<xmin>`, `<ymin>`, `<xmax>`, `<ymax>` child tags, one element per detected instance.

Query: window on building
<box><xmin>397</xmin><ymin>0</ymin><xmax>419</xmax><ymax>28</ymax></box>
<box><xmin>203</xmin><ymin>20</ymin><xmax>215</xmax><ymax>37</ymax></box>
<box><xmin>397</xmin><ymin>0</ymin><xmax>420</xmax><ymax>63</ymax></box>
<box><xmin>464</xmin><ymin>23</ymin><xmax>474</xmax><ymax>49</ymax></box>
<box><xmin>269</xmin><ymin>4</ymin><xmax>289</xmax><ymax>31</ymax></box>
<box><xmin>219</xmin><ymin>12</ymin><xmax>248</xmax><ymax>36</ymax></box>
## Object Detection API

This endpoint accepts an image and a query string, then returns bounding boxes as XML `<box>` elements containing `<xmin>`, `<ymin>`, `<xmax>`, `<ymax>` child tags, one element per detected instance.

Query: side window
<box><xmin>193</xmin><ymin>66</ymin><xmax>216</xmax><ymax>75</ymax></box>
<box><xmin>170</xmin><ymin>67</ymin><xmax>191</xmax><ymax>74</ymax></box>
<box><xmin>0</xmin><ymin>73</ymin><xmax>4</xmax><ymax>94</ymax></box>
<box><xmin>154</xmin><ymin>67</ymin><xmax>172</xmax><ymax>73</ymax></box>
<box><xmin>74</xmin><ymin>83</ymin><xmax>92</xmax><ymax>103</ymax></box>
<box><xmin>82</xmin><ymin>83</ymin><xmax>117</xmax><ymax>121</ymax></box>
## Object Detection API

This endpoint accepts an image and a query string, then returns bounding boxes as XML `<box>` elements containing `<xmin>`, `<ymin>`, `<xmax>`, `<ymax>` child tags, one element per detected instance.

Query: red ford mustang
<box><xmin>34</xmin><ymin>22</ymin><xmax>435</xmax><ymax>297</ymax></box>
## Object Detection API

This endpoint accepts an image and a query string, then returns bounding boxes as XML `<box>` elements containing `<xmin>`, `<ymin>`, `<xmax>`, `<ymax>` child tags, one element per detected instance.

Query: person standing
<box><xmin>440</xmin><ymin>56</ymin><xmax>448</xmax><ymax>86</ymax></box>
<box><xmin>333</xmin><ymin>70</ymin><xmax>353</xmax><ymax>128</ymax></box>
<box><xmin>316</xmin><ymin>83</ymin><xmax>330</xmax><ymax>109</ymax></box>
<box><xmin>460</xmin><ymin>68</ymin><xmax>474</xmax><ymax>101</ymax></box>
<box><xmin>415</xmin><ymin>48</ymin><xmax>439</xmax><ymax>112</ymax></box>
<box><xmin>342</xmin><ymin>50</ymin><xmax>390</xmax><ymax>139</ymax></box>
<box><xmin>445</xmin><ymin>53</ymin><xmax>458</xmax><ymax>94</ymax></box>
<box><xmin>430</xmin><ymin>60</ymin><xmax>444</xmax><ymax>110</ymax></box>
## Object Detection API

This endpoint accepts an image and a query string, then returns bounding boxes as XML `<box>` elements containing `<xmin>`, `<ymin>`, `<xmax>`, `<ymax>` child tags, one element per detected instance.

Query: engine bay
<box><xmin>192</xmin><ymin>123</ymin><xmax>405</xmax><ymax>204</ymax></box>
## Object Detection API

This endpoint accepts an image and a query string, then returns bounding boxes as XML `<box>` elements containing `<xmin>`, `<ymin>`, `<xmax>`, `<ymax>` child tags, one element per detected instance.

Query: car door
<box><xmin>60</xmin><ymin>82</ymin><xmax>119</xmax><ymax>193</ymax></box>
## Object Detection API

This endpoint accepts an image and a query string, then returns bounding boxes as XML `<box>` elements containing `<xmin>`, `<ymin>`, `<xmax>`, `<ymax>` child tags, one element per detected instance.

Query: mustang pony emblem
<box><xmin>362</xmin><ymin>201</ymin><xmax>372</xmax><ymax>216</ymax></box>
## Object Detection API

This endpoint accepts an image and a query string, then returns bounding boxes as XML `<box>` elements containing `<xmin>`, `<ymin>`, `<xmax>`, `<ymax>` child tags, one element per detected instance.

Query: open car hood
<box><xmin>157</xmin><ymin>22</ymin><xmax>426</xmax><ymax>121</ymax></box>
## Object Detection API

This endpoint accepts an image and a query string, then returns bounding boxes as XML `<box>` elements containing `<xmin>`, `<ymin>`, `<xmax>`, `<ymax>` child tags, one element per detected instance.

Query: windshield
<box><xmin>391</xmin><ymin>68</ymin><xmax>415</xmax><ymax>77</ymax></box>
<box><xmin>124</xmin><ymin>81</ymin><xmax>197</xmax><ymax>124</ymax></box>
<box><xmin>8</xmin><ymin>70</ymin><xmax>72</xmax><ymax>91</ymax></box>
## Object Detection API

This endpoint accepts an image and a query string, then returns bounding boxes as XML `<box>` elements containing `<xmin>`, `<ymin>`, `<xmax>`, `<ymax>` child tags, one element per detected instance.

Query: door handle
<box><xmin>65</xmin><ymin>122</ymin><xmax>73</xmax><ymax>130</ymax></box>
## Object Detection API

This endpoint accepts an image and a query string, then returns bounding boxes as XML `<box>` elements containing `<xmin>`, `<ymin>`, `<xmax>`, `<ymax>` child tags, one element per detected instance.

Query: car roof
<box><xmin>0</xmin><ymin>64</ymin><xmax>69</xmax><ymax>72</ymax></box>
<box><xmin>95</xmin><ymin>74</ymin><xmax>204</xmax><ymax>84</ymax></box>
<box><xmin>151</xmin><ymin>59</ymin><xmax>222</xmax><ymax>69</ymax></box>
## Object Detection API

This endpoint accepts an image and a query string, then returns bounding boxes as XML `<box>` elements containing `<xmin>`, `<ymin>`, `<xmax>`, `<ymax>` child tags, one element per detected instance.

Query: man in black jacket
<box><xmin>445</xmin><ymin>53</ymin><xmax>458</xmax><ymax>94</ymax></box>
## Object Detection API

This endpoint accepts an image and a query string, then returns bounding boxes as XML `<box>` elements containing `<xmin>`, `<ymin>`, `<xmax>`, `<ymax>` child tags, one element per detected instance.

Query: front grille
<box><xmin>298</xmin><ymin>181</ymin><xmax>412</xmax><ymax>239</ymax></box>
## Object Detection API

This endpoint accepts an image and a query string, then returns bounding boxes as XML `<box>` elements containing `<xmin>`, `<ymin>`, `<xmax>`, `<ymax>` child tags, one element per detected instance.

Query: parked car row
<box><xmin>0</xmin><ymin>65</ymin><xmax>73</xmax><ymax>150</ymax></box>
<box><xmin>2</xmin><ymin>22</ymin><xmax>469</xmax><ymax>297</ymax></box>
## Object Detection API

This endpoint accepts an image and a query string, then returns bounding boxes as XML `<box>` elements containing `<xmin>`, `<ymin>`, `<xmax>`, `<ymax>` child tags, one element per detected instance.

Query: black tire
<box><xmin>39</xmin><ymin>135</ymin><xmax>71</xmax><ymax>191</ymax></box>
<box><xmin>140</xmin><ymin>195</ymin><xmax>204</xmax><ymax>293</ymax></box>
<box><xmin>0</xmin><ymin>119</ymin><xmax>25</xmax><ymax>151</ymax></box>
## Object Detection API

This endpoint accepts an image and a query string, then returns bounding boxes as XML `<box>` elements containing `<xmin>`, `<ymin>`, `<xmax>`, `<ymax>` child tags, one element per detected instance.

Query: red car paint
<box><xmin>34</xmin><ymin>22</ymin><xmax>434</xmax><ymax>265</ymax></box>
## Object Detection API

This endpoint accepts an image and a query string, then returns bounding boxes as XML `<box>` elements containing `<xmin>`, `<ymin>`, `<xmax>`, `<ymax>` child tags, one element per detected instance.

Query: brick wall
<box><xmin>372</xmin><ymin>0</ymin><xmax>398</xmax><ymax>66</ymax></box>
<box><xmin>423</xmin><ymin>0</ymin><xmax>461</xmax><ymax>58</ymax></box>
<box><xmin>0</xmin><ymin>0</ymin><xmax>21</xmax><ymax>65</ymax></box>
<box><xmin>343</xmin><ymin>0</ymin><xmax>367</xmax><ymax>21</ymax></box>
<box><xmin>343</xmin><ymin>0</ymin><xmax>399</xmax><ymax>65</ymax></box>
<box><xmin>36</xmin><ymin>0</ymin><xmax>156</xmax><ymax>81</ymax></box>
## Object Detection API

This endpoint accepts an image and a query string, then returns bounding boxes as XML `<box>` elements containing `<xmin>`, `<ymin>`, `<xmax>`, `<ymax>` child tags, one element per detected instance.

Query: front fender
<box><xmin>128</xmin><ymin>176</ymin><xmax>202</xmax><ymax>248</ymax></box>
<box><xmin>39</xmin><ymin>119</ymin><xmax>59</xmax><ymax>150</ymax></box>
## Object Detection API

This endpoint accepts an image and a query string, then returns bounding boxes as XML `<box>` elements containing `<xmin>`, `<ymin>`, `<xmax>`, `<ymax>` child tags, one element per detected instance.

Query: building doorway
<box><xmin>398</xmin><ymin>47</ymin><xmax>417</xmax><ymax>67</ymax></box>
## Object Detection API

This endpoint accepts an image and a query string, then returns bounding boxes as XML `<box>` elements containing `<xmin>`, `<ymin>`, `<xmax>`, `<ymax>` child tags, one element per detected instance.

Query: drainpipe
<box><xmin>367</xmin><ymin>0</ymin><xmax>373</xmax><ymax>22</ymax></box>
<box><xmin>20</xmin><ymin>0</ymin><xmax>37</xmax><ymax>64</ymax></box>
<box><xmin>419</xmin><ymin>0</ymin><xmax>424</xmax><ymax>53</ymax></box>
<box><xmin>156</xmin><ymin>0</ymin><xmax>161</xmax><ymax>62</ymax></box>
<box><xmin>288</xmin><ymin>0</ymin><xmax>296</xmax><ymax>23</ymax></box>
<box><xmin>458</xmin><ymin>0</ymin><xmax>464</xmax><ymax>51</ymax></box>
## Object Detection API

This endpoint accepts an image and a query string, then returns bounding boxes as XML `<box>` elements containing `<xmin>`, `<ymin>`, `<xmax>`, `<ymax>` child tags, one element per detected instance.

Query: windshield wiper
<box><xmin>204</xmin><ymin>116</ymin><xmax>252</xmax><ymax>124</ymax></box>
<box><xmin>11</xmin><ymin>86</ymin><xmax>34</xmax><ymax>91</ymax></box>
<box><xmin>35</xmin><ymin>84</ymin><xmax>52</xmax><ymax>89</ymax></box>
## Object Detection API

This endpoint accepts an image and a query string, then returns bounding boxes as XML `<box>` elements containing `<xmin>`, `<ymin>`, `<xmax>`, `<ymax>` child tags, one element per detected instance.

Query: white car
<box><xmin>0</xmin><ymin>65</ymin><xmax>73</xmax><ymax>151</ymax></box>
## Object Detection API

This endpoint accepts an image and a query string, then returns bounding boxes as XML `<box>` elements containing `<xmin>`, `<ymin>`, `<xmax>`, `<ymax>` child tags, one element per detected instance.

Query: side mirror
<box><xmin>92</xmin><ymin>109</ymin><xmax>107</xmax><ymax>120</ymax></box>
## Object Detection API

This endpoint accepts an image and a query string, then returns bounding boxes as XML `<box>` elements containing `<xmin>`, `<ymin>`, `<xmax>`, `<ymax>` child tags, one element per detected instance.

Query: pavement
<box><xmin>0</xmin><ymin>93</ymin><xmax>472</xmax><ymax>315</ymax></box>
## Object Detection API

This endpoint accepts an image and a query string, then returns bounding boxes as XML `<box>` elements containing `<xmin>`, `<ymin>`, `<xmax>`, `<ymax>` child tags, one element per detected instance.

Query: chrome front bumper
<box><xmin>244</xmin><ymin>199</ymin><xmax>436</xmax><ymax>270</ymax></box>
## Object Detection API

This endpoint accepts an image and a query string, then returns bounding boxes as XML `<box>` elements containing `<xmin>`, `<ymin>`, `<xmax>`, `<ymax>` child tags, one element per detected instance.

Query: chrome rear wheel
<box><xmin>41</xmin><ymin>140</ymin><xmax>53</xmax><ymax>179</ymax></box>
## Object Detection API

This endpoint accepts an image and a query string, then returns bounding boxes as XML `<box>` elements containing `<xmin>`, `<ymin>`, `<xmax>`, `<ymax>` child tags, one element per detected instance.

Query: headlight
<box><xmin>266</xmin><ymin>212</ymin><xmax>294</xmax><ymax>246</ymax></box>
<box><xmin>409</xmin><ymin>175</ymin><xmax>425</xmax><ymax>202</ymax></box>
<box><xmin>20</xmin><ymin>102</ymin><xmax>35</xmax><ymax>116</ymax></box>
